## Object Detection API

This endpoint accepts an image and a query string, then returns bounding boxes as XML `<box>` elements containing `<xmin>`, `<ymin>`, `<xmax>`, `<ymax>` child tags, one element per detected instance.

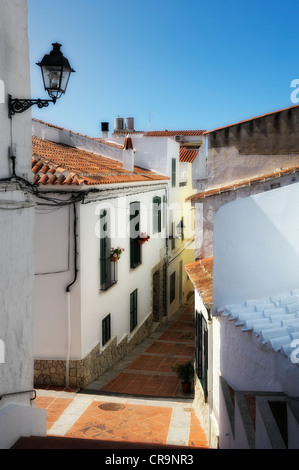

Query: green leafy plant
<box><xmin>172</xmin><ymin>361</ymin><xmax>194</xmax><ymax>384</ymax></box>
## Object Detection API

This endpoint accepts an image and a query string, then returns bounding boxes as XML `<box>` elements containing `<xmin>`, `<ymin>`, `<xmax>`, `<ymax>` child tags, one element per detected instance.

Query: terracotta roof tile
<box><xmin>185</xmin><ymin>258</ymin><xmax>213</xmax><ymax>306</ymax></box>
<box><xmin>145</xmin><ymin>130</ymin><xmax>205</xmax><ymax>137</ymax></box>
<box><xmin>32</xmin><ymin>119</ymin><xmax>124</xmax><ymax>149</ymax></box>
<box><xmin>179</xmin><ymin>148</ymin><xmax>199</xmax><ymax>163</ymax></box>
<box><xmin>187</xmin><ymin>165</ymin><xmax>299</xmax><ymax>201</ymax></box>
<box><xmin>32</xmin><ymin>136</ymin><xmax>169</xmax><ymax>186</ymax></box>
<box><xmin>113</xmin><ymin>129</ymin><xmax>206</xmax><ymax>137</ymax></box>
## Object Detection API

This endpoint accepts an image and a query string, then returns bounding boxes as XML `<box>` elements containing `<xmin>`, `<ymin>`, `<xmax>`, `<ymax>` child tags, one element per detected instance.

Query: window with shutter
<box><xmin>130</xmin><ymin>289</ymin><xmax>138</xmax><ymax>332</ymax></box>
<box><xmin>170</xmin><ymin>271</ymin><xmax>176</xmax><ymax>304</ymax></box>
<box><xmin>196</xmin><ymin>311</ymin><xmax>208</xmax><ymax>401</ymax></box>
<box><xmin>130</xmin><ymin>202</ymin><xmax>141</xmax><ymax>268</ymax></box>
<box><xmin>100</xmin><ymin>209</ymin><xmax>117</xmax><ymax>290</ymax></box>
<box><xmin>102</xmin><ymin>314</ymin><xmax>111</xmax><ymax>346</ymax></box>
<box><xmin>153</xmin><ymin>196</ymin><xmax>161</xmax><ymax>234</ymax></box>
<box><xmin>171</xmin><ymin>158</ymin><xmax>176</xmax><ymax>187</ymax></box>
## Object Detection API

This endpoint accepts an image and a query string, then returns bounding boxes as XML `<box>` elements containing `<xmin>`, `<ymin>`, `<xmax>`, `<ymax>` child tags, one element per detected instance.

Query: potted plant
<box><xmin>172</xmin><ymin>361</ymin><xmax>194</xmax><ymax>393</ymax></box>
<box><xmin>110</xmin><ymin>247</ymin><xmax>125</xmax><ymax>262</ymax></box>
<box><xmin>138</xmin><ymin>232</ymin><xmax>150</xmax><ymax>245</ymax></box>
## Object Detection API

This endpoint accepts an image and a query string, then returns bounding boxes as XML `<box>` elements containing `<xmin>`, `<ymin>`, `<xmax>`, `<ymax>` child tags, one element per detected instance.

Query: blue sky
<box><xmin>28</xmin><ymin>0</ymin><xmax>299</xmax><ymax>137</ymax></box>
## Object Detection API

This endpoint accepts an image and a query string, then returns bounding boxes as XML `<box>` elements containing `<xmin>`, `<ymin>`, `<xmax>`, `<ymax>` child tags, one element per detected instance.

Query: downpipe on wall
<box><xmin>65</xmin><ymin>203</ymin><xmax>78</xmax><ymax>388</ymax></box>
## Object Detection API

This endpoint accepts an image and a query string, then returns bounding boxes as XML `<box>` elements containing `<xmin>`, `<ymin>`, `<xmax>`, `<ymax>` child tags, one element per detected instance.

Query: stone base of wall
<box><xmin>194</xmin><ymin>376</ymin><xmax>219</xmax><ymax>449</ymax></box>
<box><xmin>34</xmin><ymin>312</ymin><xmax>153</xmax><ymax>389</ymax></box>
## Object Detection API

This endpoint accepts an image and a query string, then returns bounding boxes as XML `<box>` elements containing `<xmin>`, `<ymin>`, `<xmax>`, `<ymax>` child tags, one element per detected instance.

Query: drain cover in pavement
<box><xmin>98</xmin><ymin>403</ymin><xmax>126</xmax><ymax>411</ymax></box>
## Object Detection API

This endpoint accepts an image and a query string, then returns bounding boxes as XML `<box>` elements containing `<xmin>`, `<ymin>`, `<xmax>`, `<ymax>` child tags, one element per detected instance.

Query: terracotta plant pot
<box><xmin>138</xmin><ymin>239</ymin><xmax>146</xmax><ymax>245</ymax></box>
<box><xmin>111</xmin><ymin>257</ymin><xmax>119</xmax><ymax>262</ymax></box>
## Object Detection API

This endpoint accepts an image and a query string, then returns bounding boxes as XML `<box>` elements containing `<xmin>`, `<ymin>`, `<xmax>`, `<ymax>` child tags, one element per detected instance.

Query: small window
<box><xmin>170</xmin><ymin>272</ymin><xmax>176</xmax><ymax>304</ymax></box>
<box><xmin>162</xmin><ymin>195</ymin><xmax>167</xmax><ymax>230</ymax></box>
<box><xmin>153</xmin><ymin>196</ymin><xmax>161</xmax><ymax>234</ymax></box>
<box><xmin>100</xmin><ymin>209</ymin><xmax>117</xmax><ymax>290</ymax></box>
<box><xmin>130</xmin><ymin>289</ymin><xmax>138</xmax><ymax>332</ymax></box>
<box><xmin>196</xmin><ymin>311</ymin><xmax>208</xmax><ymax>400</ymax></box>
<box><xmin>102</xmin><ymin>314</ymin><xmax>111</xmax><ymax>346</ymax></box>
<box><xmin>171</xmin><ymin>221</ymin><xmax>175</xmax><ymax>250</ymax></box>
<box><xmin>171</xmin><ymin>158</ymin><xmax>176</xmax><ymax>187</ymax></box>
<box><xmin>130</xmin><ymin>202</ymin><xmax>141</xmax><ymax>268</ymax></box>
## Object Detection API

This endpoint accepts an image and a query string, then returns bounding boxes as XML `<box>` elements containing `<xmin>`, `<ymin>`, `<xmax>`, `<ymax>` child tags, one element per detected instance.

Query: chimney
<box><xmin>125</xmin><ymin>117</ymin><xmax>134</xmax><ymax>133</ymax></box>
<box><xmin>101</xmin><ymin>122</ymin><xmax>109</xmax><ymax>139</ymax></box>
<box><xmin>123</xmin><ymin>137</ymin><xmax>134</xmax><ymax>172</ymax></box>
<box><xmin>114</xmin><ymin>117</ymin><xmax>124</xmax><ymax>133</ymax></box>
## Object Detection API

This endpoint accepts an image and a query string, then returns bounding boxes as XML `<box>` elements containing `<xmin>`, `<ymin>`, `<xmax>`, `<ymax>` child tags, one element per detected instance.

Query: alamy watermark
<box><xmin>290</xmin><ymin>79</ymin><xmax>299</xmax><ymax>104</ymax></box>
<box><xmin>0</xmin><ymin>80</ymin><xmax>4</xmax><ymax>104</ymax></box>
<box><xmin>94</xmin><ymin>198</ymin><xmax>196</xmax><ymax>243</ymax></box>
<box><xmin>0</xmin><ymin>339</ymin><xmax>5</xmax><ymax>364</ymax></box>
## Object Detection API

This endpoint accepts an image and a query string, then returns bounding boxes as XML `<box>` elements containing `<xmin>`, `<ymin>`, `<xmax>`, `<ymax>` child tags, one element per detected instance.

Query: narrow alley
<box><xmin>13</xmin><ymin>297</ymin><xmax>209</xmax><ymax>449</ymax></box>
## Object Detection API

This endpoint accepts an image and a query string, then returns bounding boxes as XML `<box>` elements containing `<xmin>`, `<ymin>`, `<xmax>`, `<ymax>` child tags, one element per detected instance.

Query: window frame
<box><xmin>170</xmin><ymin>271</ymin><xmax>176</xmax><ymax>304</ymax></box>
<box><xmin>171</xmin><ymin>158</ymin><xmax>176</xmax><ymax>187</ymax></box>
<box><xmin>99</xmin><ymin>209</ymin><xmax>117</xmax><ymax>291</ymax></box>
<box><xmin>102</xmin><ymin>313</ymin><xmax>111</xmax><ymax>346</ymax></box>
<box><xmin>196</xmin><ymin>310</ymin><xmax>208</xmax><ymax>401</ymax></box>
<box><xmin>130</xmin><ymin>201</ymin><xmax>141</xmax><ymax>269</ymax></box>
<box><xmin>152</xmin><ymin>196</ymin><xmax>162</xmax><ymax>234</ymax></box>
<box><xmin>130</xmin><ymin>289</ymin><xmax>138</xmax><ymax>332</ymax></box>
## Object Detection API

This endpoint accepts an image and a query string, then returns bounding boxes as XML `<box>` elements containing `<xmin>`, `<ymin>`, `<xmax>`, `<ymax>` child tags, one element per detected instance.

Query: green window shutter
<box><xmin>153</xmin><ymin>196</ymin><xmax>161</xmax><ymax>234</ymax></box>
<box><xmin>162</xmin><ymin>195</ymin><xmax>167</xmax><ymax>229</ymax></box>
<box><xmin>130</xmin><ymin>202</ymin><xmax>141</xmax><ymax>268</ymax></box>
<box><xmin>196</xmin><ymin>311</ymin><xmax>208</xmax><ymax>400</ymax></box>
<box><xmin>100</xmin><ymin>209</ymin><xmax>113</xmax><ymax>290</ymax></box>
<box><xmin>130</xmin><ymin>289</ymin><xmax>138</xmax><ymax>332</ymax></box>
<box><xmin>171</xmin><ymin>158</ymin><xmax>176</xmax><ymax>187</ymax></box>
<box><xmin>170</xmin><ymin>271</ymin><xmax>176</xmax><ymax>303</ymax></box>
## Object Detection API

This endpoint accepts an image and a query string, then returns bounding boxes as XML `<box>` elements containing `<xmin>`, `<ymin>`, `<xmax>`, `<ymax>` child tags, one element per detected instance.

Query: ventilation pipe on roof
<box><xmin>114</xmin><ymin>117</ymin><xmax>124</xmax><ymax>132</ymax></box>
<box><xmin>123</xmin><ymin>136</ymin><xmax>134</xmax><ymax>172</ymax></box>
<box><xmin>101</xmin><ymin>122</ymin><xmax>109</xmax><ymax>139</ymax></box>
<box><xmin>125</xmin><ymin>117</ymin><xmax>134</xmax><ymax>133</ymax></box>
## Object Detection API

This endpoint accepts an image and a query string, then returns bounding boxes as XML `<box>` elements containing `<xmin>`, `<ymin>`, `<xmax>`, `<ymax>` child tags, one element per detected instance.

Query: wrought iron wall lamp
<box><xmin>8</xmin><ymin>42</ymin><xmax>75</xmax><ymax>118</ymax></box>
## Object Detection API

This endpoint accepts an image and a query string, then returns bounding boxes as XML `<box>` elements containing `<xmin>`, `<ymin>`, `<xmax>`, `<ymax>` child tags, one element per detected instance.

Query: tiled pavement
<box><xmin>15</xmin><ymin>298</ymin><xmax>209</xmax><ymax>449</ymax></box>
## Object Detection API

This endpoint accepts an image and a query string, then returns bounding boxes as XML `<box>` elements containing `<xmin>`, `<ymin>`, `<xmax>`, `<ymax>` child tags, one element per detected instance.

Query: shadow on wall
<box><xmin>213</xmin><ymin>183</ymin><xmax>299</xmax><ymax>308</ymax></box>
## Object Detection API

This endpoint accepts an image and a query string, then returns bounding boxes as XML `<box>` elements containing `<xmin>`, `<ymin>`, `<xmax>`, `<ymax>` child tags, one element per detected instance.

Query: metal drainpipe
<box><xmin>65</xmin><ymin>203</ymin><xmax>78</xmax><ymax>388</ymax></box>
<box><xmin>65</xmin><ymin>292</ymin><xmax>71</xmax><ymax>387</ymax></box>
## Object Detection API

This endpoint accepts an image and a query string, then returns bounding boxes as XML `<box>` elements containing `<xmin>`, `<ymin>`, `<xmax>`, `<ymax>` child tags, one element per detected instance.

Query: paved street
<box><xmin>14</xmin><ymin>297</ymin><xmax>209</xmax><ymax>449</ymax></box>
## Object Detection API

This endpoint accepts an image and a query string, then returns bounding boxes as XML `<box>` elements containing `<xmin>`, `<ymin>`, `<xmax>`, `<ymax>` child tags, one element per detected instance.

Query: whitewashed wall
<box><xmin>34</xmin><ymin>184</ymin><xmax>169</xmax><ymax>362</ymax></box>
<box><xmin>211</xmin><ymin>183</ymin><xmax>299</xmax><ymax>447</ymax></box>
<box><xmin>206</xmin><ymin>145</ymin><xmax>299</xmax><ymax>188</ymax></box>
<box><xmin>0</xmin><ymin>0</ymin><xmax>46</xmax><ymax>448</ymax></box>
<box><xmin>213</xmin><ymin>183</ymin><xmax>299</xmax><ymax>308</ymax></box>
<box><xmin>79</xmin><ymin>186</ymin><xmax>168</xmax><ymax>358</ymax></box>
<box><xmin>34</xmin><ymin>203</ymin><xmax>81</xmax><ymax>360</ymax></box>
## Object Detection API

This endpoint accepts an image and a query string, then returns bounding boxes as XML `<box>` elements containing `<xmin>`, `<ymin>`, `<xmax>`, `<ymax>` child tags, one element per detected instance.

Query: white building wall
<box><xmin>34</xmin><ymin>203</ymin><xmax>82</xmax><ymax>360</ymax></box>
<box><xmin>213</xmin><ymin>183</ymin><xmax>299</xmax><ymax>308</ymax></box>
<box><xmin>79</xmin><ymin>186</ymin><xmax>168</xmax><ymax>358</ymax></box>
<box><xmin>34</xmin><ymin>184</ymin><xmax>169</xmax><ymax>363</ymax></box>
<box><xmin>0</xmin><ymin>0</ymin><xmax>46</xmax><ymax>448</ymax></box>
<box><xmin>211</xmin><ymin>183</ymin><xmax>299</xmax><ymax>445</ymax></box>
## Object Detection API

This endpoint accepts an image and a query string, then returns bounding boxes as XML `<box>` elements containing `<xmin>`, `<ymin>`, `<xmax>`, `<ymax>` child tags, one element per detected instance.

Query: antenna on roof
<box><xmin>148</xmin><ymin>111</ymin><xmax>157</xmax><ymax>131</ymax></box>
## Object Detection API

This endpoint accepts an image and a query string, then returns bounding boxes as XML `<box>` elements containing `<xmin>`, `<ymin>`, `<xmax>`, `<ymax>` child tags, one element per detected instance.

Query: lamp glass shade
<box><xmin>37</xmin><ymin>43</ymin><xmax>74</xmax><ymax>100</ymax></box>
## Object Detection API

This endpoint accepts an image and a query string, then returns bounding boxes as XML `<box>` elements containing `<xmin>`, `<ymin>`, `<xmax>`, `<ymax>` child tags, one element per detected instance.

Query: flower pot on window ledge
<box><xmin>137</xmin><ymin>232</ymin><xmax>150</xmax><ymax>245</ymax></box>
<box><xmin>110</xmin><ymin>247</ymin><xmax>125</xmax><ymax>262</ymax></box>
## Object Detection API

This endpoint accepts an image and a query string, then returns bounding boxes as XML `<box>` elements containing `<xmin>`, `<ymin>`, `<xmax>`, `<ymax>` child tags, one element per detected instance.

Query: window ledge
<box><xmin>100</xmin><ymin>281</ymin><xmax>117</xmax><ymax>292</ymax></box>
<box><xmin>130</xmin><ymin>262</ymin><xmax>142</xmax><ymax>270</ymax></box>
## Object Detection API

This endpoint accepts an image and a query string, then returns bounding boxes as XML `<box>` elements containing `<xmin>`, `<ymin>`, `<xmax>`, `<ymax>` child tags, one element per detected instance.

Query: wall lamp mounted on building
<box><xmin>8</xmin><ymin>42</ymin><xmax>75</xmax><ymax>118</ymax></box>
